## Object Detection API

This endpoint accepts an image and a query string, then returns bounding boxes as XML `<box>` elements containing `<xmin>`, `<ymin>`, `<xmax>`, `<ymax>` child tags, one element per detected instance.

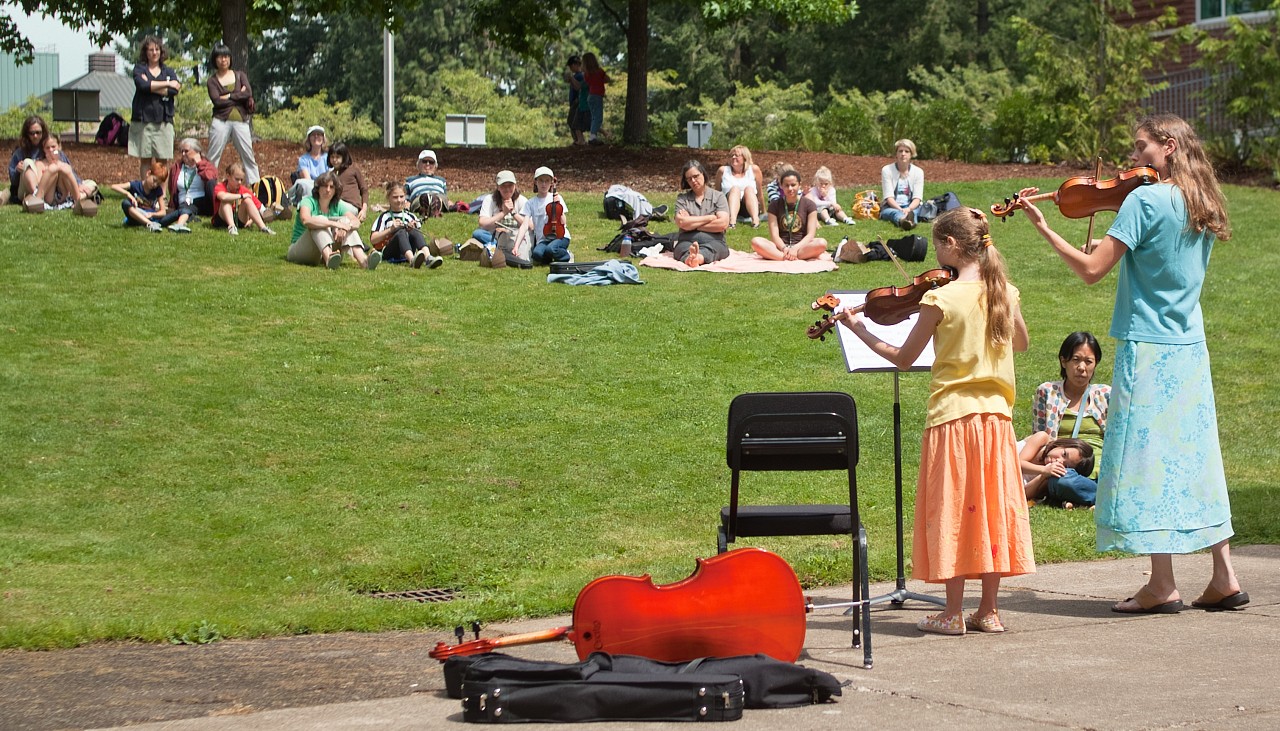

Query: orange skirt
<box><xmin>912</xmin><ymin>413</ymin><xmax>1035</xmax><ymax>582</ymax></box>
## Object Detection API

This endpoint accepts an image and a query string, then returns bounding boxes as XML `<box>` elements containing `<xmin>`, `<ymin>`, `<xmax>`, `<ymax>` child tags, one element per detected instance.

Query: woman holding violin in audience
<box><xmin>518</xmin><ymin>166</ymin><xmax>571</xmax><ymax>265</ymax></box>
<box><xmin>1016</xmin><ymin>113</ymin><xmax>1247</xmax><ymax>615</ymax></box>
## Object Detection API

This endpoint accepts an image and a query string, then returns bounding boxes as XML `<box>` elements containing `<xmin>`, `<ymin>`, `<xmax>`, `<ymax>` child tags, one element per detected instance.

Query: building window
<box><xmin>1199</xmin><ymin>0</ymin><xmax>1267</xmax><ymax>22</ymax></box>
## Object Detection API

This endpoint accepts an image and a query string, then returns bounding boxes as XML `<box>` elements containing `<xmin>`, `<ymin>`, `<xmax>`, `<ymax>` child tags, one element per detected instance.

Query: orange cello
<box><xmin>429</xmin><ymin>548</ymin><xmax>808</xmax><ymax>663</ymax></box>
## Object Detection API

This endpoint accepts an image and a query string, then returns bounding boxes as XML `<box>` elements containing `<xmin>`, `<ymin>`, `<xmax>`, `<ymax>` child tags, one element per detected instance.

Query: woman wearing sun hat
<box><xmin>287</xmin><ymin>124</ymin><xmax>330</xmax><ymax>205</ymax></box>
<box><xmin>517</xmin><ymin>166</ymin><xmax>571</xmax><ymax>265</ymax></box>
<box><xmin>471</xmin><ymin>169</ymin><xmax>532</xmax><ymax>267</ymax></box>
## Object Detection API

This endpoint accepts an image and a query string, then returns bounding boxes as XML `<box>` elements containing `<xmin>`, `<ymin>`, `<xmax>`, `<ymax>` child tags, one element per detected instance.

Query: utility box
<box><xmin>687</xmin><ymin>121</ymin><xmax>712</xmax><ymax>149</ymax></box>
<box><xmin>445</xmin><ymin>114</ymin><xmax>486</xmax><ymax>147</ymax></box>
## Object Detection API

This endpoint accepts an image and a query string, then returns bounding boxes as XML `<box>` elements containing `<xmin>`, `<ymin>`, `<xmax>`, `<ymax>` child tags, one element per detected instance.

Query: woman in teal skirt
<box><xmin>1015</xmin><ymin>113</ymin><xmax>1248</xmax><ymax>614</ymax></box>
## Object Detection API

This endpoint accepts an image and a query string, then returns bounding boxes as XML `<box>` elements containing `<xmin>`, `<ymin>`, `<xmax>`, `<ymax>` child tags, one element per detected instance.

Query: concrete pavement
<box><xmin>97</xmin><ymin>545</ymin><xmax>1279</xmax><ymax>731</ymax></box>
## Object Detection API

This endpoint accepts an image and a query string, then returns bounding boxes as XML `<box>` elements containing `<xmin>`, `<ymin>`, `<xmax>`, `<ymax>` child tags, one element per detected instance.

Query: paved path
<box><xmin>85</xmin><ymin>545</ymin><xmax>1278</xmax><ymax>731</ymax></box>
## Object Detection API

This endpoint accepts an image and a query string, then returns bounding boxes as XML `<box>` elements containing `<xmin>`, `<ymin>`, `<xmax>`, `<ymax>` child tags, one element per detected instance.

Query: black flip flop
<box><xmin>1112</xmin><ymin>598</ymin><xmax>1184</xmax><ymax>614</ymax></box>
<box><xmin>1191</xmin><ymin>591</ymin><xmax>1250</xmax><ymax>611</ymax></box>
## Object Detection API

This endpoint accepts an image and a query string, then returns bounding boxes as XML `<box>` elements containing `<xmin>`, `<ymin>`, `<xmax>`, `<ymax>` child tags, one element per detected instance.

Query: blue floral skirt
<box><xmin>1095</xmin><ymin>340</ymin><xmax>1234</xmax><ymax>554</ymax></box>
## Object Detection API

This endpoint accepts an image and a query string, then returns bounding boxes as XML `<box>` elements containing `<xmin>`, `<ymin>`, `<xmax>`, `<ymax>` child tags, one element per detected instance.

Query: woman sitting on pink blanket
<box><xmin>673</xmin><ymin>160</ymin><xmax>731</xmax><ymax>268</ymax></box>
<box><xmin>750</xmin><ymin>168</ymin><xmax>828</xmax><ymax>261</ymax></box>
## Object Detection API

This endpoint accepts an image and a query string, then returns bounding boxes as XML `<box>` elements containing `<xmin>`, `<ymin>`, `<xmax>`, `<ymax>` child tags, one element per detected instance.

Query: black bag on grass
<box><xmin>865</xmin><ymin>234</ymin><xmax>928</xmax><ymax>262</ymax></box>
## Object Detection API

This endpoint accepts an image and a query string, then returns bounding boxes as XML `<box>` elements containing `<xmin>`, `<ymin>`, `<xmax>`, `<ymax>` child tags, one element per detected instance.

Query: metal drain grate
<box><xmin>368</xmin><ymin>587</ymin><xmax>459</xmax><ymax>603</ymax></box>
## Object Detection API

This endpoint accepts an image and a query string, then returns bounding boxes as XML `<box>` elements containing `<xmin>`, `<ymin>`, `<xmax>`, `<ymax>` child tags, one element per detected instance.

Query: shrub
<box><xmin>253</xmin><ymin>92</ymin><xmax>381</xmax><ymax>145</ymax></box>
<box><xmin>876</xmin><ymin>94</ymin><xmax>921</xmax><ymax>155</ymax></box>
<box><xmin>816</xmin><ymin>102</ymin><xmax>881</xmax><ymax>155</ymax></box>
<box><xmin>0</xmin><ymin>98</ymin><xmax>70</xmax><ymax>137</ymax></box>
<box><xmin>991</xmin><ymin>91</ymin><xmax>1057</xmax><ymax>163</ymax></box>
<box><xmin>695</xmin><ymin>78</ymin><xmax>814</xmax><ymax>151</ymax></box>
<box><xmin>397</xmin><ymin>69</ymin><xmax>559</xmax><ymax>149</ymax></box>
<box><xmin>169</xmin><ymin>57</ymin><xmax>212</xmax><ymax>138</ymax></box>
<box><xmin>914</xmin><ymin>98</ymin><xmax>986</xmax><ymax>162</ymax></box>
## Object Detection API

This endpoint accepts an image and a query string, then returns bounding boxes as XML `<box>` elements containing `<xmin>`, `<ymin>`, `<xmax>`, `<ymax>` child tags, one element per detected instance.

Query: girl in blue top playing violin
<box><xmin>1017</xmin><ymin>113</ymin><xmax>1247</xmax><ymax>615</ymax></box>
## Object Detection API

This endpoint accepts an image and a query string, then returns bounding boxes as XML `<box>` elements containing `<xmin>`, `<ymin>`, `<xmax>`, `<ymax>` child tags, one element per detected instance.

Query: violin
<box><xmin>991</xmin><ymin>166</ymin><xmax>1160</xmax><ymax>221</ymax></box>
<box><xmin>429</xmin><ymin>548</ymin><xmax>808</xmax><ymax>663</ymax></box>
<box><xmin>807</xmin><ymin>267</ymin><xmax>956</xmax><ymax>341</ymax></box>
<box><xmin>543</xmin><ymin>181</ymin><xmax>566</xmax><ymax>238</ymax></box>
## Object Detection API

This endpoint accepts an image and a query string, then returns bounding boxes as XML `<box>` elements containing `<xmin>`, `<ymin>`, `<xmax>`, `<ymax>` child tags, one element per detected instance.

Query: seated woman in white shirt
<box><xmin>879</xmin><ymin>138</ymin><xmax>924</xmax><ymax>230</ymax></box>
<box><xmin>716</xmin><ymin>145</ymin><xmax>765</xmax><ymax>229</ymax></box>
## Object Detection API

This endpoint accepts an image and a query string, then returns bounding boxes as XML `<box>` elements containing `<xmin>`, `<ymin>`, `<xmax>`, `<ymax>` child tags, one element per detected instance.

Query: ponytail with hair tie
<box><xmin>981</xmin><ymin>233</ymin><xmax>993</xmax><ymax>248</ymax></box>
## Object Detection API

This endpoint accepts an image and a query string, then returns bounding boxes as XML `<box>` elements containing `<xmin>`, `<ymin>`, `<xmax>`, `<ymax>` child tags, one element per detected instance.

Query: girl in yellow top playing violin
<box><xmin>836</xmin><ymin>207</ymin><xmax>1033</xmax><ymax>636</ymax></box>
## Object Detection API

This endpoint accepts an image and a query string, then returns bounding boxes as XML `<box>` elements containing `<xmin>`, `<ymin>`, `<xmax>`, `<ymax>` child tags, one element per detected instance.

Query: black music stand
<box><xmin>825</xmin><ymin>291</ymin><xmax>944</xmax><ymax>609</ymax></box>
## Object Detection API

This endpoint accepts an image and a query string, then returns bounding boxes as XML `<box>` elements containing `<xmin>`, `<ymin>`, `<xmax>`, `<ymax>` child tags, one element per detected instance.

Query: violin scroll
<box><xmin>807</xmin><ymin>314</ymin><xmax>839</xmax><ymax>341</ymax></box>
<box><xmin>991</xmin><ymin>196</ymin><xmax>1022</xmax><ymax>221</ymax></box>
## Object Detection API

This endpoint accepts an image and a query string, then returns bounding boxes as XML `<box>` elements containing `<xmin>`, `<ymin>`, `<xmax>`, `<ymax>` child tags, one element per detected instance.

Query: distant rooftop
<box><xmin>47</xmin><ymin>51</ymin><xmax>133</xmax><ymax>114</ymax></box>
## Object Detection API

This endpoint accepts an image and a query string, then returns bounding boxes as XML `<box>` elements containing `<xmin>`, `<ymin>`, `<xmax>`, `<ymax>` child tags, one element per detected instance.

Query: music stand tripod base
<box><xmin>869</xmin><ymin>370</ymin><xmax>944</xmax><ymax>609</ymax></box>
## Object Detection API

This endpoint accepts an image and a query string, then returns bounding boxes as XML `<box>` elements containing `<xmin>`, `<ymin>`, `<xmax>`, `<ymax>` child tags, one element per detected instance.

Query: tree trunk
<box><xmin>220</xmin><ymin>0</ymin><xmax>250</xmax><ymax>70</ymax></box>
<box><xmin>623</xmin><ymin>0</ymin><xmax>649</xmax><ymax>145</ymax></box>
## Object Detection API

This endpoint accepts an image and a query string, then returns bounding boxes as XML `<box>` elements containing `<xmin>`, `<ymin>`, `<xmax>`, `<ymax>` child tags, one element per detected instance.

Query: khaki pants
<box><xmin>287</xmin><ymin>228</ymin><xmax>366</xmax><ymax>266</ymax></box>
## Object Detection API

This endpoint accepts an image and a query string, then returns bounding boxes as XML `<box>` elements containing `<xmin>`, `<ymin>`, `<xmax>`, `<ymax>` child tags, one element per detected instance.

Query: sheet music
<box><xmin>827</xmin><ymin>291</ymin><xmax>935</xmax><ymax>373</ymax></box>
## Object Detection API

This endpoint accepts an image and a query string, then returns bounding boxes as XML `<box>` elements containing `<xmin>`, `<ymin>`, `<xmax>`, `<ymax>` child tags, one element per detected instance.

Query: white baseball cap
<box><xmin>496</xmin><ymin>170</ymin><xmax>517</xmax><ymax>185</ymax></box>
<box><xmin>418</xmin><ymin>149</ymin><xmax>438</xmax><ymax>163</ymax></box>
<box><xmin>305</xmin><ymin>125</ymin><xmax>325</xmax><ymax>138</ymax></box>
<box><xmin>534</xmin><ymin>166</ymin><xmax>554</xmax><ymax>179</ymax></box>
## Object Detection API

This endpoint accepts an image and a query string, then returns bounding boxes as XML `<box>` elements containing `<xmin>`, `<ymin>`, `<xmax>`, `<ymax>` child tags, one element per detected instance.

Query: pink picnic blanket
<box><xmin>639</xmin><ymin>249</ymin><xmax>838</xmax><ymax>274</ymax></box>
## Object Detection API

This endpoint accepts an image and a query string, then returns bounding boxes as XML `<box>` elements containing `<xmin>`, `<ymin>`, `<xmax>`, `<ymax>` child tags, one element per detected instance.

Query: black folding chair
<box><xmin>718</xmin><ymin>391</ymin><xmax>872</xmax><ymax>668</ymax></box>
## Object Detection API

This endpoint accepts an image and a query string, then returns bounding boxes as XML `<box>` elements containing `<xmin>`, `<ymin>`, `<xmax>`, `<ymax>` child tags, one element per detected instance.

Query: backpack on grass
<box><xmin>95</xmin><ymin>113</ymin><xmax>128</xmax><ymax>147</ymax></box>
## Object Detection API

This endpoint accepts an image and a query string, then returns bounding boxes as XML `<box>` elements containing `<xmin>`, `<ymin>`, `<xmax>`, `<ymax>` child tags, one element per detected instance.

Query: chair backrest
<box><xmin>726</xmin><ymin>392</ymin><xmax>857</xmax><ymax>472</ymax></box>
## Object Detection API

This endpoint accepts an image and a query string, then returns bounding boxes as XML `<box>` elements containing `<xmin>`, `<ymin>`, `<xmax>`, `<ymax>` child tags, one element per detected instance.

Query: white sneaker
<box><xmin>227</xmin><ymin>225</ymin><xmax>239</xmax><ymax>236</ymax></box>
<box><xmin>148</xmin><ymin>221</ymin><xmax>163</xmax><ymax>233</ymax></box>
<box><xmin>168</xmin><ymin>223</ymin><xmax>191</xmax><ymax>233</ymax></box>
<box><xmin>426</xmin><ymin>254</ymin><xmax>443</xmax><ymax>269</ymax></box>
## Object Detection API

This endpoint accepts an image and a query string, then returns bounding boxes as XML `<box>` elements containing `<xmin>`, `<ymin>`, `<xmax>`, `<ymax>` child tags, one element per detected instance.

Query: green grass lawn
<box><xmin>2</xmin><ymin>180</ymin><xmax>1277</xmax><ymax>649</ymax></box>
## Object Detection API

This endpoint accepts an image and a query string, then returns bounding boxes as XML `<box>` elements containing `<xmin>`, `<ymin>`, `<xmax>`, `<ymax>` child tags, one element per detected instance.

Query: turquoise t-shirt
<box><xmin>291</xmin><ymin>196</ymin><xmax>357</xmax><ymax>243</ymax></box>
<box><xmin>1106</xmin><ymin>183</ymin><xmax>1214</xmax><ymax>344</ymax></box>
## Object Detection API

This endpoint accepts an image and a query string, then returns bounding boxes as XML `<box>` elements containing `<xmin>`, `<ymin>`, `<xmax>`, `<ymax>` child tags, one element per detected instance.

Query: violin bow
<box><xmin>1082</xmin><ymin>157</ymin><xmax>1102</xmax><ymax>254</ymax></box>
<box><xmin>875</xmin><ymin>236</ymin><xmax>912</xmax><ymax>283</ymax></box>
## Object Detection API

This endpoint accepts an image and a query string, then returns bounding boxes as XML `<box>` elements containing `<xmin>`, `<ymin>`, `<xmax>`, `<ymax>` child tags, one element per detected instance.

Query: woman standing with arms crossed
<box><xmin>129</xmin><ymin>36</ymin><xmax>181</xmax><ymax>181</ymax></box>
<box><xmin>1017</xmin><ymin>113</ymin><xmax>1247</xmax><ymax>614</ymax></box>
<box><xmin>837</xmin><ymin>207</ymin><xmax>1033</xmax><ymax>635</ymax></box>
<box><xmin>205</xmin><ymin>44</ymin><xmax>260</xmax><ymax>185</ymax></box>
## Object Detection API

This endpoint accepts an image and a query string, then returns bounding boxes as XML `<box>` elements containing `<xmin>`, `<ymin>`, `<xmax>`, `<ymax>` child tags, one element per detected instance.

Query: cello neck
<box><xmin>428</xmin><ymin>625</ymin><xmax>570</xmax><ymax>661</ymax></box>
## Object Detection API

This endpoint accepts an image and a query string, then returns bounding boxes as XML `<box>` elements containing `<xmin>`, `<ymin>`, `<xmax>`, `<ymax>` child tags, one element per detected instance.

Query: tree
<box><xmin>1</xmin><ymin>0</ymin><xmax>419</xmax><ymax>70</ymax></box>
<box><xmin>472</xmin><ymin>0</ymin><xmax>857</xmax><ymax>144</ymax></box>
